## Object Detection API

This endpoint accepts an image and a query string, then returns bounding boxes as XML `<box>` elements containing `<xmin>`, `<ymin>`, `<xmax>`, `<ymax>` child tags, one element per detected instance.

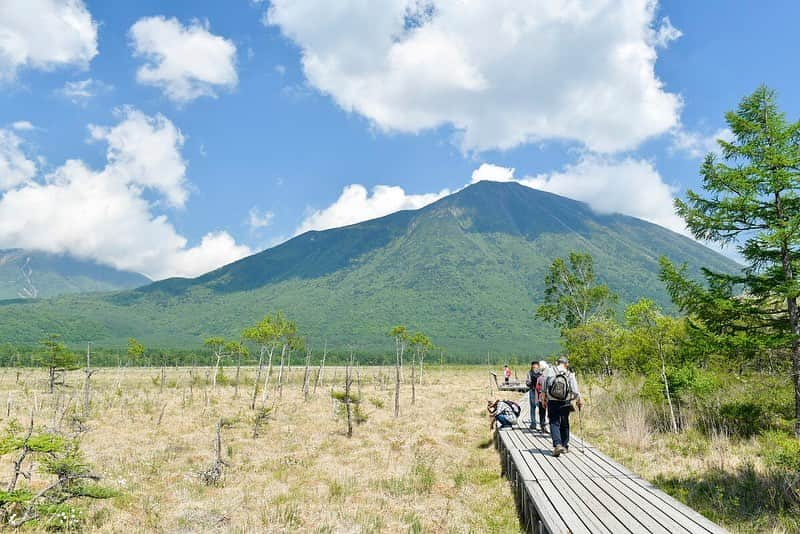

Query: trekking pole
<box><xmin>578</xmin><ymin>404</ymin><xmax>585</xmax><ymax>454</ymax></box>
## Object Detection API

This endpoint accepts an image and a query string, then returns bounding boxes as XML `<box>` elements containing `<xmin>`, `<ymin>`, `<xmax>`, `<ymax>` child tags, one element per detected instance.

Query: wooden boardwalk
<box><xmin>495</xmin><ymin>426</ymin><xmax>729</xmax><ymax>534</ymax></box>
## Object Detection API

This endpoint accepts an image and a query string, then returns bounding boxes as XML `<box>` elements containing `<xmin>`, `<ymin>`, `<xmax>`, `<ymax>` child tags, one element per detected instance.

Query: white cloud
<box><xmin>296</xmin><ymin>184</ymin><xmax>450</xmax><ymax>234</ymax></box>
<box><xmin>266</xmin><ymin>0</ymin><xmax>681</xmax><ymax>153</ymax></box>
<box><xmin>0</xmin><ymin>129</ymin><xmax>37</xmax><ymax>190</ymax></box>
<box><xmin>129</xmin><ymin>16</ymin><xmax>238</xmax><ymax>104</ymax></box>
<box><xmin>522</xmin><ymin>156</ymin><xmax>685</xmax><ymax>234</ymax></box>
<box><xmin>651</xmin><ymin>16</ymin><xmax>681</xmax><ymax>48</ymax></box>
<box><xmin>0</xmin><ymin>0</ymin><xmax>98</xmax><ymax>80</ymax></box>
<box><xmin>248</xmin><ymin>207</ymin><xmax>275</xmax><ymax>229</ymax></box>
<box><xmin>0</xmin><ymin>109</ymin><xmax>251</xmax><ymax>279</ymax></box>
<box><xmin>471</xmin><ymin>163</ymin><xmax>515</xmax><ymax>184</ymax></box>
<box><xmin>58</xmin><ymin>78</ymin><xmax>112</xmax><ymax>105</ymax></box>
<box><xmin>671</xmin><ymin>127</ymin><xmax>734</xmax><ymax>159</ymax></box>
<box><xmin>88</xmin><ymin>107</ymin><xmax>189</xmax><ymax>207</ymax></box>
<box><xmin>11</xmin><ymin>121</ymin><xmax>34</xmax><ymax>131</ymax></box>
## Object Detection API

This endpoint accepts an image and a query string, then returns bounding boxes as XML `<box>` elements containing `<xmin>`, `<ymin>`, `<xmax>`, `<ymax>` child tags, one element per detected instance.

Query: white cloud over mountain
<box><xmin>296</xmin><ymin>184</ymin><xmax>450</xmax><ymax>234</ymax></box>
<box><xmin>298</xmin><ymin>156</ymin><xmax>685</xmax><ymax>238</ymax></box>
<box><xmin>267</xmin><ymin>0</ymin><xmax>681</xmax><ymax>153</ymax></box>
<box><xmin>0</xmin><ymin>109</ymin><xmax>250</xmax><ymax>279</ymax></box>
<box><xmin>130</xmin><ymin>16</ymin><xmax>238</xmax><ymax>104</ymax></box>
<box><xmin>0</xmin><ymin>0</ymin><xmax>98</xmax><ymax>80</ymax></box>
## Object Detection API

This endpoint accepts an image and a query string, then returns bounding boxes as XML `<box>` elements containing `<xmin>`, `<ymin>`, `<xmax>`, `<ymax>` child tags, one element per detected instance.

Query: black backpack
<box><xmin>526</xmin><ymin>370</ymin><xmax>541</xmax><ymax>389</ymax></box>
<box><xmin>547</xmin><ymin>370</ymin><xmax>571</xmax><ymax>401</ymax></box>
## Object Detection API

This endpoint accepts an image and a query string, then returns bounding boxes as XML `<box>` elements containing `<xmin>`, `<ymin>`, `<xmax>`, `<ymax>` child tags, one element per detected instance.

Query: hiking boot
<box><xmin>553</xmin><ymin>445</ymin><xmax>564</xmax><ymax>457</ymax></box>
<box><xmin>562</xmin><ymin>447</ymin><xmax>569</xmax><ymax>454</ymax></box>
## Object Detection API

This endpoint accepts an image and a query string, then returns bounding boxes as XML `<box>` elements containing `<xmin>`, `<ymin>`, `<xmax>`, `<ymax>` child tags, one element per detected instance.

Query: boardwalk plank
<box><xmin>497</xmin><ymin>425</ymin><xmax>729</xmax><ymax>534</ymax></box>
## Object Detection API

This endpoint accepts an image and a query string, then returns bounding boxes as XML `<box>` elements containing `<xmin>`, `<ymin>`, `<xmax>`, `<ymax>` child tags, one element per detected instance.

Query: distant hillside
<box><xmin>0</xmin><ymin>182</ymin><xmax>739</xmax><ymax>358</ymax></box>
<box><xmin>0</xmin><ymin>249</ymin><xmax>149</xmax><ymax>300</ymax></box>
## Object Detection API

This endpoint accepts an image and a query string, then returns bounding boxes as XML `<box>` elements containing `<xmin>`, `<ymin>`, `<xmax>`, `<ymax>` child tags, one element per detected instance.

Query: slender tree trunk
<box><xmin>234</xmin><ymin>351</ymin><xmax>242</xmax><ymax>398</ymax></box>
<box><xmin>394</xmin><ymin>338</ymin><xmax>401</xmax><ymax>418</ymax></box>
<box><xmin>263</xmin><ymin>345</ymin><xmax>277</xmax><ymax>401</ymax></box>
<box><xmin>276</xmin><ymin>346</ymin><xmax>286</xmax><ymax>400</ymax></box>
<box><xmin>787</xmin><ymin>296</ymin><xmax>800</xmax><ymax>437</ymax></box>
<box><xmin>212</xmin><ymin>350</ymin><xmax>222</xmax><ymax>391</ymax></box>
<box><xmin>345</xmin><ymin>359</ymin><xmax>353</xmax><ymax>438</ymax></box>
<box><xmin>314</xmin><ymin>343</ymin><xmax>326</xmax><ymax>395</ymax></box>
<box><xmin>302</xmin><ymin>348</ymin><xmax>311</xmax><ymax>400</ymax></box>
<box><xmin>251</xmin><ymin>346</ymin><xmax>266</xmax><ymax>410</ymax></box>
<box><xmin>160</xmin><ymin>357</ymin><xmax>165</xmax><ymax>394</ymax></box>
<box><xmin>659</xmin><ymin>339</ymin><xmax>678</xmax><ymax>433</ymax></box>
<box><xmin>411</xmin><ymin>350</ymin><xmax>417</xmax><ymax>406</ymax></box>
<box><xmin>48</xmin><ymin>367</ymin><xmax>54</xmax><ymax>394</ymax></box>
<box><xmin>83</xmin><ymin>342</ymin><xmax>92</xmax><ymax>418</ymax></box>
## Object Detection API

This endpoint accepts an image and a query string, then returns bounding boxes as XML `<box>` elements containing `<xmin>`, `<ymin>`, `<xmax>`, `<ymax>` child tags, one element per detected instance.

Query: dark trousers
<box><xmin>496</xmin><ymin>414</ymin><xmax>514</xmax><ymax>428</ymax></box>
<box><xmin>529</xmin><ymin>391</ymin><xmax>546</xmax><ymax>427</ymax></box>
<box><xmin>548</xmin><ymin>400</ymin><xmax>570</xmax><ymax>448</ymax></box>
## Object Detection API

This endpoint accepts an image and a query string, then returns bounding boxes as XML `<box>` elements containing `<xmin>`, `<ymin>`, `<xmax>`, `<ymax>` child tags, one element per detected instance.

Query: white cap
<box><xmin>539</xmin><ymin>360</ymin><xmax>548</xmax><ymax>369</ymax></box>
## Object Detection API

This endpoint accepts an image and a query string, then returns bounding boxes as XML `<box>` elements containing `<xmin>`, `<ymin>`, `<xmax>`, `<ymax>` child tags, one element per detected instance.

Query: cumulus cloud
<box><xmin>0</xmin><ymin>109</ymin><xmax>251</xmax><ymax>279</ymax></box>
<box><xmin>58</xmin><ymin>78</ymin><xmax>113</xmax><ymax>105</ymax></box>
<box><xmin>266</xmin><ymin>0</ymin><xmax>681</xmax><ymax>153</ymax></box>
<box><xmin>471</xmin><ymin>163</ymin><xmax>515</xmax><ymax>184</ymax></box>
<box><xmin>0</xmin><ymin>129</ymin><xmax>37</xmax><ymax>190</ymax></box>
<box><xmin>248</xmin><ymin>207</ymin><xmax>275</xmax><ymax>229</ymax></box>
<box><xmin>522</xmin><ymin>156</ymin><xmax>685</xmax><ymax>234</ymax></box>
<box><xmin>0</xmin><ymin>0</ymin><xmax>98</xmax><ymax>80</ymax></box>
<box><xmin>671</xmin><ymin>127</ymin><xmax>734</xmax><ymax>159</ymax></box>
<box><xmin>129</xmin><ymin>16</ymin><xmax>238</xmax><ymax>104</ymax></box>
<box><xmin>296</xmin><ymin>184</ymin><xmax>450</xmax><ymax>234</ymax></box>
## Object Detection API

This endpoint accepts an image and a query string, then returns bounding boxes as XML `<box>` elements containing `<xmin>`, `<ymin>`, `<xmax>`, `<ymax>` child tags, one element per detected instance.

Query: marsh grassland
<box><xmin>0</xmin><ymin>366</ymin><xmax>521</xmax><ymax>532</ymax></box>
<box><xmin>0</xmin><ymin>366</ymin><xmax>796</xmax><ymax>533</ymax></box>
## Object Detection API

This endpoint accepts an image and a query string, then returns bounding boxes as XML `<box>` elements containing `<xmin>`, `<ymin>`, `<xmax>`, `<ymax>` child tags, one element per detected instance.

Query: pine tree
<box><xmin>665</xmin><ymin>86</ymin><xmax>800</xmax><ymax>436</ymax></box>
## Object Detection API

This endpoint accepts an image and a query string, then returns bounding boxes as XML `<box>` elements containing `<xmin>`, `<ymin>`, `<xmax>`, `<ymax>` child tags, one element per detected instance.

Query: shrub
<box><xmin>717</xmin><ymin>401</ymin><xmax>764</xmax><ymax>438</ymax></box>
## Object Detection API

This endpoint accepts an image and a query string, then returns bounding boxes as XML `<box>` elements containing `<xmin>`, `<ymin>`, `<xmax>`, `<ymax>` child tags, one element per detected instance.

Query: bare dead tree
<box><xmin>314</xmin><ymin>342</ymin><xmax>327</xmax><ymax>395</ymax></box>
<box><xmin>8</xmin><ymin>410</ymin><xmax>34</xmax><ymax>492</ymax></box>
<box><xmin>83</xmin><ymin>341</ymin><xmax>96</xmax><ymax>418</ymax></box>
<box><xmin>251</xmin><ymin>345</ymin><xmax>267</xmax><ymax>410</ymax></box>
<box><xmin>345</xmin><ymin>358</ymin><xmax>353</xmax><ymax>438</ymax></box>
<box><xmin>302</xmin><ymin>346</ymin><xmax>312</xmax><ymax>401</ymax></box>
<box><xmin>201</xmin><ymin>418</ymin><xmax>228</xmax><ymax>486</ymax></box>
<box><xmin>411</xmin><ymin>349</ymin><xmax>417</xmax><ymax>406</ymax></box>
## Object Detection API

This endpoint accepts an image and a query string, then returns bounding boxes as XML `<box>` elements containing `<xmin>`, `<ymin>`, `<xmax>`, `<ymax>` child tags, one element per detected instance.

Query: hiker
<box><xmin>542</xmin><ymin>356</ymin><xmax>582</xmax><ymax>456</ymax></box>
<box><xmin>537</xmin><ymin>360</ymin><xmax>550</xmax><ymax>432</ymax></box>
<box><xmin>487</xmin><ymin>399</ymin><xmax>520</xmax><ymax>429</ymax></box>
<box><xmin>503</xmin><ymin>364</ymin><xmax>511</xmax><ymax>384</ymax></box>
<box><xmin>526</xmin><ymin>361</ymin><xmax>545</xmax><ymax>430</ymax></box>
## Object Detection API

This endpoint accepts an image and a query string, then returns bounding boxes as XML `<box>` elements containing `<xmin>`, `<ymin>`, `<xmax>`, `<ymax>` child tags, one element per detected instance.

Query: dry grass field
<box><xmin>0</xmin><ymin>365</ymin><xmax>793</xmax><ymax>533</ymax></box>
<box><xmin>0</xmin><ymin>365</ymin><xmax>522</xmax><ymax>533</ymax></box>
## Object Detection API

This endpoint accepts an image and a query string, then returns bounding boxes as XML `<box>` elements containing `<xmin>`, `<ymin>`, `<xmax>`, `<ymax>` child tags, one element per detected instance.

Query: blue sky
<box><xmin>0</xmin><ymin>0</ymin><xmax>798</xmax><ymax>279</ymax></box>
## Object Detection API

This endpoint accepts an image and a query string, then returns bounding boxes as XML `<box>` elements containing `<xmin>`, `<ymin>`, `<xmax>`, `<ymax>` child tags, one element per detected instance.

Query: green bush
<box><xmin>717</xmin><ymin>401</ymin><xmax>764</xmax><ymax>438</ymax></box>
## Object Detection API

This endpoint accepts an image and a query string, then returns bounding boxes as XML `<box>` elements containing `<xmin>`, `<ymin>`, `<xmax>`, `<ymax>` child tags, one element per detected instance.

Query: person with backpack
<box><xmin>487</xmin><ymin>399</ymin><xmax>521</xmax><ymax>429</ymax></box>
<box><xmin>526</xmin><ymin>361</ymin><xmax>545</xmax><ymax>430</ymax></box>
<box><xmin>542</xmin><ymin>356</ymin><xmax>582</xmax><ymax>457</ymax></box>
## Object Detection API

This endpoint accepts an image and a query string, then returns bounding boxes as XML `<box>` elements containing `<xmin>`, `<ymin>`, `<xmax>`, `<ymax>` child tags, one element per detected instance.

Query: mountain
<box><xmin>0</xmin><ymin>181</ymin><xmax>739</xmax><ymax>357</ymax></box>
<box><xmin>0</xmin><ymin>249</ymin><xmax>150</xmax><ymax>300</ymax></box>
